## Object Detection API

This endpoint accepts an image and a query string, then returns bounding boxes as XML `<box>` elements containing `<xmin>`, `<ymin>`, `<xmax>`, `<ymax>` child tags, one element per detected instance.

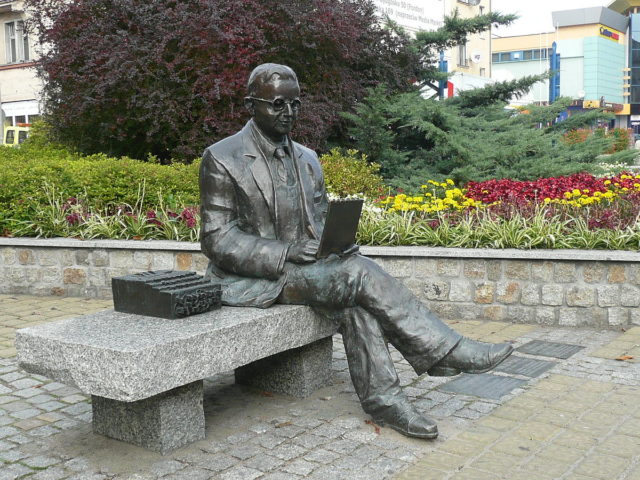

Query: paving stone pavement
<box><xmin>0</xmin><ymin>294</ymin><xmax>638</xmax><ymax>479</ymax></box>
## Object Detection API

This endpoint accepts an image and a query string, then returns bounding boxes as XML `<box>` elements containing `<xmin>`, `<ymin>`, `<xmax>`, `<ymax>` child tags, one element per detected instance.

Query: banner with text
<box><xmin>373</xmin><ymin>0</ymin><xmax>444</xmax><ymax>34</ymax></box>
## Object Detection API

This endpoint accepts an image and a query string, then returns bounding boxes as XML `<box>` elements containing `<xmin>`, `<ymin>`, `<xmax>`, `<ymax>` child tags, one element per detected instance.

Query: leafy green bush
<box><xmin>0</xmin><ymin>140</ymin><xmax>199</xmax><ymax>234</ymax></box>
<box><xmin>319</xmin><ymin>148</ymin><xmax>385</xmax><ymax>198</ymax></box>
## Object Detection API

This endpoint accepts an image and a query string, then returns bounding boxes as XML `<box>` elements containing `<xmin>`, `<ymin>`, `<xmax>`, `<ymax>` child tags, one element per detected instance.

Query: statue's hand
<box><xmin>341</xmin><ymin>243</ymin><xmax>360</xmax><ymax>256</ymax></box>
<box><xmin>287</xmin><ymin>239</ymin><xmax>320</xmax><ymax>264</ymax></box>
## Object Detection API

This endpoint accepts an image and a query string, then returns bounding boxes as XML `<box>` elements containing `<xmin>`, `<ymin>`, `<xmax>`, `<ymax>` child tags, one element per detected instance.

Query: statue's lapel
<box><xmin>291</xmin><ymin>142</ymin><xmax>319</xmax><ymax>239</ymax></box>
<box><xmin>244</xmin><ymin>131</ymin><xmax>276</xmax><ymax>223</ymax></box>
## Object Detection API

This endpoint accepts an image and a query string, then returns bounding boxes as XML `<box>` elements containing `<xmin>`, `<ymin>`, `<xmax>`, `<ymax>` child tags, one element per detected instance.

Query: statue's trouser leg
<box><xmin>334</xmin><ymin>307</ymin><xmax>405</xmax><ymax>416</ymax></box>
<box><xmin>278</xmin><ymin>254</ymin><xmax>462</xmax><ymax>413</ymax></box>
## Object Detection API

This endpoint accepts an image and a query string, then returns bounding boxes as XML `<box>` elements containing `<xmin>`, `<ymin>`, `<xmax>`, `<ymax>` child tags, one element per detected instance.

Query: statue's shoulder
<box><xmin>204</xmin><ymin>130</ymin><xmax>245</xmax><ymax>163</ymax></box>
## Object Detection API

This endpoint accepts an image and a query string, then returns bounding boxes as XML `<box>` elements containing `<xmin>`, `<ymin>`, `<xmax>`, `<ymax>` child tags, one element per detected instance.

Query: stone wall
<box><xmin>2</xmin><ymin>239</ymin><xmax>640</xmax><ymax>328</ymax></box>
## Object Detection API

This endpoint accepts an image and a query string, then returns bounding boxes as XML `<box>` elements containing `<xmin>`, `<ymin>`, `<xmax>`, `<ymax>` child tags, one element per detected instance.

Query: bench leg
<box><xmin>92</xmin><ymin>380</ymin><xmax>205</xmax><ymax>454</ymax></box>
<box><xmin>235</xmin><ymin>337</ymin><xmax>333</xmax><ymax>398</ymax></box>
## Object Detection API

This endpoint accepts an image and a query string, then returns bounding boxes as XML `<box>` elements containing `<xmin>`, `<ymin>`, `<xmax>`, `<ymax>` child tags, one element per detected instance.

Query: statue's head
<box><xmin>245</xmin><ymin>64</ymin><xmax>300</xmax><ymax>142</ymax></box>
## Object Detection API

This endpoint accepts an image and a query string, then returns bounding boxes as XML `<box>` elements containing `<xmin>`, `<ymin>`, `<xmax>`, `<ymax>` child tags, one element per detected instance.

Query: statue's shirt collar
<box><xmin>249</xmin><ymin>119</ymin><xmax>290</xmax><ymax>159</ymax></box>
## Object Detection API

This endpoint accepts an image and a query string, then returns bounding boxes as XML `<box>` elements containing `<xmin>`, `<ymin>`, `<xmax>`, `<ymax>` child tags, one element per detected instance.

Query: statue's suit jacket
<box><xmin>200</xmin><ymin>121</ymin><xmax>328</xmax><ymax>308</ymax></box>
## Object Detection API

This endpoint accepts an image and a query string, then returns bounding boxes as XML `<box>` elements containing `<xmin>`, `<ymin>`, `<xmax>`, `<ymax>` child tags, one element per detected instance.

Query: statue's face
<box><xmin>250</xmin><ymin>76</ymin><xmax>300</xmax><ymax>142</ymax></box>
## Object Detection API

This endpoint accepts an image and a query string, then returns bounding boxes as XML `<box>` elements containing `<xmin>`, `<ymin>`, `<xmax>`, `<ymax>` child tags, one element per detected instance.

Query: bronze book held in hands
<box><xmin>317</xmin><ymin>198</ymin><xmax>364</xmax><ymax>258</ymax></box>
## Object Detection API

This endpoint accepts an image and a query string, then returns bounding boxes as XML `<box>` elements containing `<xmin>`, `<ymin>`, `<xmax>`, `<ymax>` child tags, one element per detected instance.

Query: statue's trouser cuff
<box><xmin>279</xmin><ymin>254</ymin><xmax>462</xmax><ymax>413</ymax></box>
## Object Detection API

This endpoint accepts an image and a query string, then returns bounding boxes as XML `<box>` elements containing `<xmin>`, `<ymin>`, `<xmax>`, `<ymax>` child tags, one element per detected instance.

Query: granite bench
<box><xmin>15</xmin><ymin>305</ymin><xmax>338</xmax><ymax>454</ymax></box>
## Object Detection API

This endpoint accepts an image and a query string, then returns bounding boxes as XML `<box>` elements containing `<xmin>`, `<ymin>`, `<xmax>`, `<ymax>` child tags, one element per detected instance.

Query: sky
<box><xmin>492</xmin><ymin>0</ymin><xmax>612</xmax><ymax>37</ymax></box>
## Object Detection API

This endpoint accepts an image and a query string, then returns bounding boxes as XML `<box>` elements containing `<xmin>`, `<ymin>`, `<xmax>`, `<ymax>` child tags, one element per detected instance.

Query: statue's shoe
<box><xmin>372</xmin><ymin>401</ymin><xmax>438</xmax><ymax>439</ymax></box>
<box><xmin>427</xmin><ymin>338</ymin><xmax>514</xmax><ymax>377</ymax></box>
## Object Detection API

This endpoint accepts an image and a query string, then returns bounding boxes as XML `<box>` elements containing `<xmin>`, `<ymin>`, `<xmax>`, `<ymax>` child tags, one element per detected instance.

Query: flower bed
<box><xmin>6</xmin><ymin>171</ymin><xmax>640</xmax><ymax>251</ymax></box>
<box><xmin>363</xmin><ymin>173</ymin><xmax>640</xmax><ymax>250</ymax></box>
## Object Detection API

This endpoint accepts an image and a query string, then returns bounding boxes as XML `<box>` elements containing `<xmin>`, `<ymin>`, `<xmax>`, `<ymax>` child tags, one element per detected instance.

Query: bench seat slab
<box><xmin>236</xmin><ymin>337</ymin><xmax>333</xmax><ymax>397</ymax></box>
<box><xmin>92</xmin><ymin>380</ymin><xmax>204</xmax><ymax>454</ymax></box>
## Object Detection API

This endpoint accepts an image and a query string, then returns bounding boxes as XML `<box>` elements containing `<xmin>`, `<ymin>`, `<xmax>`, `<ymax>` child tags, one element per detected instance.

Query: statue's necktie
<box><xmin>274</xmin><ymin>147</ymin><xmax>288</xmax><ymax>183</ymax></box>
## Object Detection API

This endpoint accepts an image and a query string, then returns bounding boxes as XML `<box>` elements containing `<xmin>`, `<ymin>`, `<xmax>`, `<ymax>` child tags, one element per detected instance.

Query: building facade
<box><xmin>0</xmin><ymin>0</ymin><xmax>40</xmax><ymax>129</ymax></box>
<box><xmin>490</xmin><ymin>4</ymin><xmax>640</xmax><ymax>131</ymax></box>
<box><xmin>372</xmin><ymin>0</ymin><xmax>492</xmax><ymax>96</ymax></box>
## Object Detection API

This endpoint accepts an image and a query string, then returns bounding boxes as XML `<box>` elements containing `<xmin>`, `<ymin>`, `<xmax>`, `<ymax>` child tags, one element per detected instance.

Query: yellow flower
<box><xmin>446</xmin><ymin>179</ymin><xmax>455</xmax><ymax>185</ymax></box>
<box><xmin>604</xmin><ymin>180</ymin><xmax>612</xmax><ymax>185</ymax></box>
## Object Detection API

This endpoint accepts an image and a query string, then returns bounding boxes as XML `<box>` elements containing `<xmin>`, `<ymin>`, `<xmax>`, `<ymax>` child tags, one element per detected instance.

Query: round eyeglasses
<box><xmin>247</xmin><ymin>97</ymin><xmax>301</xmax><ymax>112</ymax></box>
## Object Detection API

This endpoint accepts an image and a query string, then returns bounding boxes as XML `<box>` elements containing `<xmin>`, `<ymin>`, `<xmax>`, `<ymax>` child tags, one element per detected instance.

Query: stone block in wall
<box><xmin>40</xmin><ymin>267</ymin><xmax>62</xmax><ymax>286</ymax></box>
<box><xmin>506</xmin><ymin>306</ymin><xmax>534</xmax><ymax>324</ymax></box>
<box><xmin>463</xmin><ymin>260</ymin><xmax>485</xmax><ymax>279</ymax></box>
<box><xmin>474</xmin><ymin>282</ymin><xmax>495</xmax><ymax>304</ymax></box>
<box><xmin>531</xmin><ymin>262</ymin><xmax>553</xmax><ymax>283</ymax></box>
<box><xmin>554</xmin><ymin>263</ymin><xmax>577</xmax><ymax>283</ymax></box>
<box><xmin>413</xmin><ymin>258</ymin><xmax>437</xmax><ymax>278</ymax></box>
<box><xmin>374</xmin><ymin>258</ymin><xmax>412</xmax><ymax>278</ymax></box>
<box><xmin>541</xmin><ymin>285</ymin><xmax>563</xmax><ymax>306</ymax></box>
<box><xmin>559</xmin><ymin>307</ymin><xmax>604</xmax><ymax>327</ymax></box>
<box><xmin>192</xmin><ymin>253</ymin><xmax>209</xmax><ymax>274</ymax></box>
<box><xmin>60</xmin><ymin>250</ymin><xmax>75</xmax><ymax>267</ymax></box>
<box><xmin>111</xmin><ymin>251</ymin><xmax>134</xmax><ymax>269</ymax></box>
<box><xmin>25</xmin><ymin>268</ymin><xmax>40</xmax><ymax>284</ymax></box>
<box><xmin>133</xmin><ymin>251</ymin><xmax>153</xmax><ymax>270</ymax></box>
<box><xmin>626</xmin><ymin>265</ymin><xmax>640</xmax><ymax>285</ymax></box>
<box><xmin>98</xmin><ymin>286</ymin><xmax>114</xmax><ymax>299</ymax></box>
<box><xmin>521</xmin><ymin>285</ymin><xmax>540</xmax><ymax>306</ymax></box>
<box><xmin>608</xmin><ymin>307</ymin><xmax>629</xmax><ymax>326</ymax></box>
<box><xmin>504</xmin><ymin>261</ymin><xmax>530</xmax><ymax>280</ymax></box>
<box><xmin>87</xmin><ymin>268</ymin><xmax>107</xmax><ymax>288</ymax></box>
<box><xmin>558</xmin><ymin>309</ymin><xmax>579</xmax><ymax>327</ymax></box>
<box><xmin>176</xmin><ymin>253</ymin><xmax>193</xmax><ymax>271</ymax></box>
<box><xmin>1</xmin><ymin>248</ymin><xmax>16</xmax><ymax>265</ymax></box>
<box><xmin>597</xmin><ymin>285</ymin><xmax>620</xmax><ymax>307</ymax></box>
<box><xmin>17</xmin><ymin>249</ymin><xmax>35</xmax><ymax>265</ymax></box>
<box><xmin>151</xmin><ymin>252</ymin><xmax>175</xmax><ymax>270</ymax></box>
<box><xmin>423</xmin><ymin>282</ymin><xmax>449</xmax><ymax>301</ymax></box>
<box><xmin>620</xmin><ymin>285</ymin><xmax>640</xmax><ymax>307</ymax></box>
<box><xmin>75</xmin><ymin>250</ymin><xmax>90</xmax><ymax>266</ymax></box>
<box><xmin>426</xmin><ymin>301</ymin><xmax>461</xmax><ymax>321</ymax></box>
<box><xmin>630</xmin><ymin>309</ymin><xmax>640</xmax><ymax>326</ymax></box>
<box><xmin>583</xmin><ymin>263</ymin><xmax>606</xmax><ymax>283</ymax></box>
<box><xmin>460</xmin><ymin>304</ymin><xmax>483</xmax><ymax>320</ymax></box>
<box><xmin>534</xmin><ymin>307</ymin><xmax>556</xmax><ymax>325</ymax></box>
<box><xmin>63</xmin><ymin>268</ymin><xmax>87</xmax><ymax>285</ymax></box>
<box><xmin>486</xmin><ymin>261</ymin><xmax>502</xmax><ymax>281</ymax></box>
<box><xmin>566</xmin><ymin>286</ymin><xmax>595</xmax><ymax>307</ymax></box>
<box><xmin>436</xmin><ymin>259</ymin><xmax>461</xmax><ymax>277</ymax></box>
<box><xmin>607</xmin><ymin>265</ymin><xmax>626</xmax><ymax>283</ymax></box>
<box><xmin>6</xmin><ymin>267</ymin><xmax>27</xmax><ymax>286</ymax></box>
<box><xmin>37</xmin><ymin>250</ymin><xmax>60</xmax><ymax>267</ymax></box>
<box><xmin>483</xmin><ymin>306</ymin><xmax>504</xmax><ymax>321</ymax></box>
<box><xmin>448</xmin><ymin>280</ymin><xmax>473</xmax><ymax>302</ymax></box>
<box><xmin>496</xmin><ymin>282</ymin><xmax>520</xmax><ymax>304</ymax></box>
<box><xmin>91</xmin><ymin>250</ymin><xmax>109</xmax><ymax>267</ymax></box>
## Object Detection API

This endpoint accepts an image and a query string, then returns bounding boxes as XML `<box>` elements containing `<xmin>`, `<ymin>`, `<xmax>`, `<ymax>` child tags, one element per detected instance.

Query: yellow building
<box><xmin>0</xmin><ymin>0</ymin><xmax>41</xmax><ymax>129</ymax></box>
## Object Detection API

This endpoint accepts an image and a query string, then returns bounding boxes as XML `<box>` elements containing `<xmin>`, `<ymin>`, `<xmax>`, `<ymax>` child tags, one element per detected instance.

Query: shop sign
<box><xmin>599</xmin><ymin>25</ymin><xmax>621</xmax><ymax>42</ymax></box>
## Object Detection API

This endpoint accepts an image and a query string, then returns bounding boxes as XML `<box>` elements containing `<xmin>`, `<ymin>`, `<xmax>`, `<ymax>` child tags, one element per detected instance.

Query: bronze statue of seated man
<box><xmin>200</xmin><ymin>63</ymin><xmax>513</xmax><ymax>439</ymax></box>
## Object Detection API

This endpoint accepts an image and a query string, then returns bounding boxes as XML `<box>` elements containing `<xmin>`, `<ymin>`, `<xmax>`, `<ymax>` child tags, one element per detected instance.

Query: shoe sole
<box><xmin>375</xmin><ymin>419</ymin><xmax>439</xmax><ymax>439</ymax></box>
<box><xmin>427</xmin><ymin>344</ymin><xmax>514</xmax><ymax>377</ymax></box>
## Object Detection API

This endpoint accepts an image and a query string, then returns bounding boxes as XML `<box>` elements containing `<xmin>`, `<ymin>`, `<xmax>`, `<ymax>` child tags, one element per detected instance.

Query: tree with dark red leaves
<box><xmin>25</xmin><ymin>0</ymin><xmax>421</xmax><ymax>161</ymax></box>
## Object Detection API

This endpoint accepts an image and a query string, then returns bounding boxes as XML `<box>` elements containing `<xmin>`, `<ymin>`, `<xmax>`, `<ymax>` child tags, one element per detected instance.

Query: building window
<box><xmin>5</xmin><ymin>20</ymin><xmax>29</xmax><ymax>64</ymax></box>
<box><xmin>458</xmin><ymin>43</ymin><xmax>468</xmax><ymax>67</ymax></box>
<box><xmin>492</xmin><ymin>48</ymin><xmax>552</xmax><ymax>63</ymax></box>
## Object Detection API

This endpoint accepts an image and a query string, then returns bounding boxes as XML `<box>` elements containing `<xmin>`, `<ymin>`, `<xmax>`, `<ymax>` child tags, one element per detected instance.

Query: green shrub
<box><xmin>319</xmin><ymin>148</ymin><xmax>385</xmax><ymax>199</ymax></box>
<box><xmin>0</xmin><ymin>141</ymin><xmax>200</xmax><ymax>234</ymax></box>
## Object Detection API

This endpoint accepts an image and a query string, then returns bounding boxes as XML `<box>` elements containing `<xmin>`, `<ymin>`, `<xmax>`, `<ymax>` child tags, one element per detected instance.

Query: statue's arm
<box><xmin>199</xmin><ymin>150</ymin><xmax>289</xmax><ymax>280</ymax></box>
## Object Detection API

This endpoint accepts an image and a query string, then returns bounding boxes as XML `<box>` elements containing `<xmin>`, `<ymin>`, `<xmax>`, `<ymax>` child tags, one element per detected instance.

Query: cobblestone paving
<box><xmin>0</xmin><ymin>294</ymin><xmax>638</xmax><ymax>480</ymax></box>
